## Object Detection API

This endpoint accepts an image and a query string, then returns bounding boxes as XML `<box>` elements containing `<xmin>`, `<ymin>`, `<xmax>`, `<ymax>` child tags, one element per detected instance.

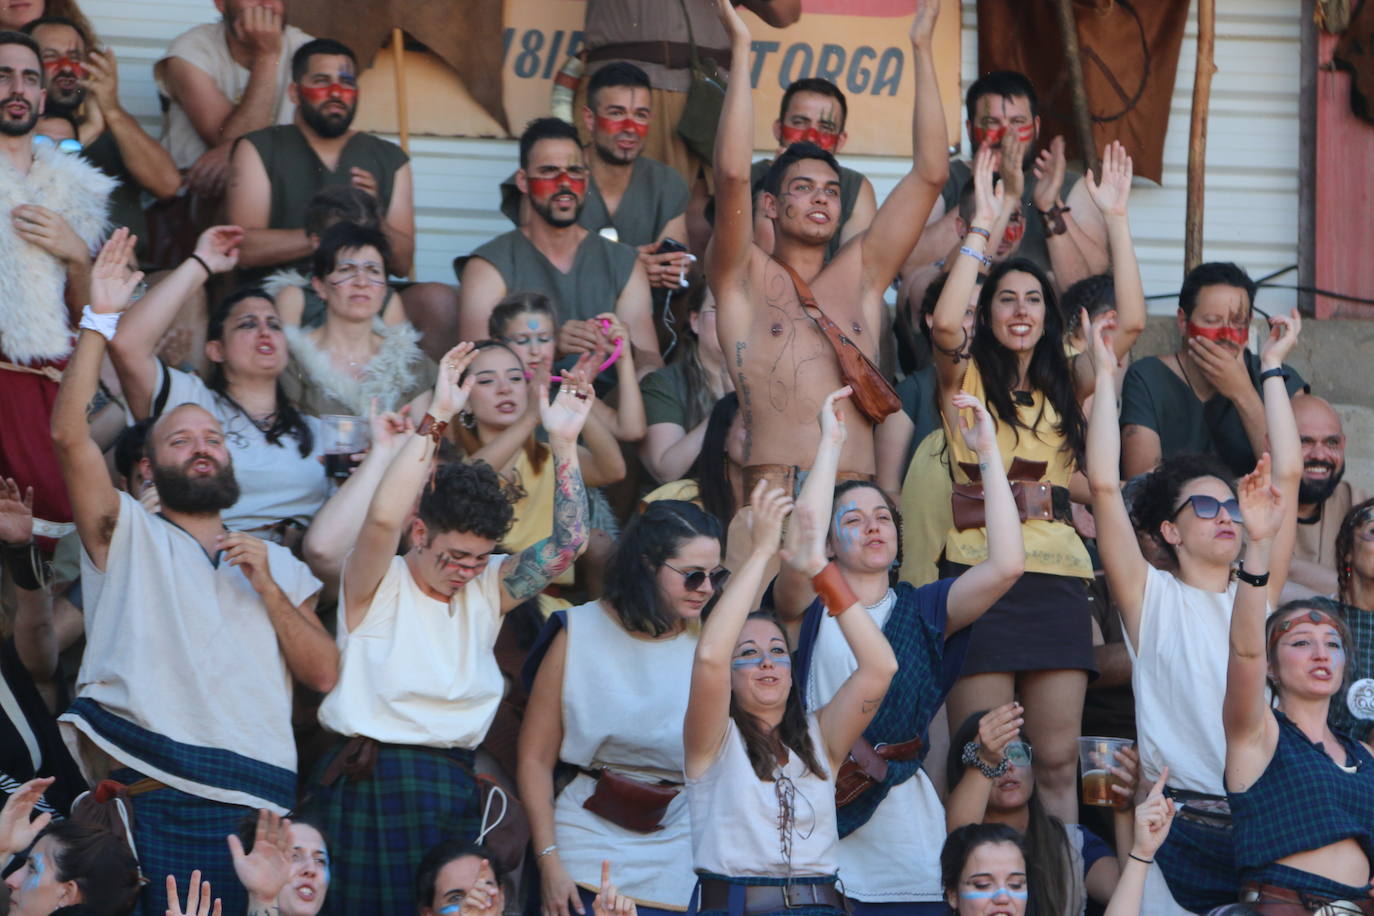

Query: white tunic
<box><xmin>803</xmin><ymin>591</ymin><xmax>944</xmax><ymax>903</ymax></box>
<box><xmin>59</xmin><ymin>492</ymin><xmax>321</xmax><ymax>811</ymax></box>
<box><xmin>688</xmin><ymin>715</ymin><xmax>838</xmax><ymax>879</ymax></box>
<box><xmin>154</xmin><ymin>363</ymin><xmax>330</xmax><ymax>532</ymax></box>
<box><xmin>554</xmin><ymin>601</ymin><xmax>697</xmax><ymax>910</ymax></box>
<box><xmin>319</xmin><ymin>554</ymin><xmax>506</xmax><ymax>748</ymax></box>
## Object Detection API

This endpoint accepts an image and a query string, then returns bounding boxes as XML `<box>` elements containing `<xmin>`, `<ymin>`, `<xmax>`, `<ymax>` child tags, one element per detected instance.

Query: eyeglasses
<box><xmin>662</xmin><ymin>562</ymin><xmax>730</xmax><ymax>592</ymax></box>
<box><xmin>1005</xmin><ymin>742</ymin><xmax>1032</xmax><ymax>767</ymax></box>
<box><xmin>1171</xmin><ymin>494</ymin><xmax>1242</xmax><ymax>522</ymax></box>
<box><xmin>33</xmin><ymin>134</ymin><xmax>82</xmax><ymax>154</ymax></box>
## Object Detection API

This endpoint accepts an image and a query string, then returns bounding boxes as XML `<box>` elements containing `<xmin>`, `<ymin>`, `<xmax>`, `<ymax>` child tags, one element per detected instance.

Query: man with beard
<box><xmin>1119</xmin><ymin>261</ymin><xmax>1307</xmax><ymax>479</ymax></box>
<box><xmin>459</xmin><ymin>117</ymin><xmax>662</xmax><ymax>375</ymax></box>
<box><xmin>499</xmin><ymin>62</ymin><xmax>694</xmax><ymax>290</ymax></box>
<box><xmin>0</xmin><ymin>29</ymin><xmax>112</xmax><ymax>550</ymax></box>
<box><xmin>906</xmin><ymin>70</ymin><xmax>1109</xmax><ymax>292</ymax></box>
<box><xmin>156</xmin><ymin>0</ymin><xmax>313</xmax><ymax>198</ymax></box>
<box><xmin>1286</xmin><ymin>394</ymin><xmax>1369</xmax><ymax>596</ymax></box>
<box><xmin>25</xmin><ymin>16</ymin><xmax>180</xmax><ymax>264</ymax></box>
<box><xmin>52</xmin><ymin>230</ymin><xmax>337</xmax><ymax>916</ymax></box>
<box><xmin>709</xmin><ymin>0</ymin><xmax>947</xmax><ymax>486</ymax></box>
<box><xmin>747</xmin><ymin>77</ymin><xmax>877</xmax><ymax>262</ymax></box>
<box><xmin>228</xmin><ymin>39</ymin><xmax>411</xmax><ymax>286</ymax></box>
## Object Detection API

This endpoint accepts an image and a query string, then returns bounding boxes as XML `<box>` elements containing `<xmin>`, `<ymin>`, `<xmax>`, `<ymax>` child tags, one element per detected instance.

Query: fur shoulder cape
<box><xmin>0</xmin><ymin>144</ymin><xmax>114</xmax><ymax>365</ymax></box>
<box><xmin>284</xmin><ymin>319</ymin><xmax>427</xmax><ymax>415</ymax></box>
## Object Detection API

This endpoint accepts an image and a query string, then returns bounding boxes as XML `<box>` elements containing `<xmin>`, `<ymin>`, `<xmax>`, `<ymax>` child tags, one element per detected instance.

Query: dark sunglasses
<box><xmin>1171</xmin><ymin>494</ymin><xmax>1242</xmax><ymax>522</ymax></box>
<box><xmin>663</xmin><ymin>562</ymin><xmax>730</xmax><ymax>592</ymax></box>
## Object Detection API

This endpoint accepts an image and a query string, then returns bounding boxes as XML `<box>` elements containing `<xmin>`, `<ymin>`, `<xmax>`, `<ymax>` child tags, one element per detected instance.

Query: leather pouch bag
<box><xmin>776</xmin><ymin>261</ymin><xmax>900</xmax><ymax>425</ymax></box>
<box><xmin>834</xmin><ymin>739</ymin><xmax>888</xmax><ymax>807</ymax></box>
<box><xmin>675</xmin><ymin>0</ymin><xmax>727</xmax><ymax>162</ymax></box>
<box><xmin>582</xmin><ymin>768</ymin><xmax>680</xmax><ymax>834</ymax></box>
<box><xmin>951</xmin><ymin>458</ymin><xmax>1054</xmax><ymax>531</ymax></box>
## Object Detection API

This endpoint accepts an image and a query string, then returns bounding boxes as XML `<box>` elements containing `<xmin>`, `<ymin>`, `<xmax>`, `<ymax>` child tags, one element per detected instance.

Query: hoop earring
<box><xmin>459</xmin><ymin>411</ymin><xmax>476</xmax><ymax>429</ymax></box>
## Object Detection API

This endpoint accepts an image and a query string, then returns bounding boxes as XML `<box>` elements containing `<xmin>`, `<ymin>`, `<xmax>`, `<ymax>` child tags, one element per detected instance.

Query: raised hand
<box><xmin>997</xmin><ymin>133</ymin><xmax>1027</xmax><ymax>203</ymax></box>
<box><xmin>227</xmin><ymin>809</ymin><xmax>293</xmax><ymax>904</ymax></box>
<box><xmin>1130</xmin><ymin>768</ymin><xmax>1176</xmax><ymax>860</ymax></box>
<box><xmin>818</xmin><ymin>386</ymin><xmax>852</xmax><ymax>450</ymax></box>
<box><xmin>89</xmin><ymin>227</ymin><xmax>145</xmax><ymax>315</ymax></box>
<box><xmin>431</xmin><ymin>342</ymin><xmax>479</xmax><ymax>420</ymax></box>
<box><xmin>192</xmin><ymin>226</ymin><xmax>245</xmax><ymax>275</ymax></box>
<box><xmin>714</xmin><ymin>0</ymin><xmax>751</xmax><ymax>44</ymax></box>
<box><xmin>541</xmin><ymin>360</ymin><xmax>596</xmax><ymax>446</ymax></box>
<box><xmin>951</xmin><ymin>390</ymin><xmax>997</xmax><ymax>456</ymax></box>
<box><xmin>779</xmin><ymin>503</ymin><xmax>827</xmax><ymax>578</ymax></box>
<box><xmin>0</xmin><ymin>477</ymin><xmax>34</xmax><ymax>545</ymax></box>
<box><xmin>1260</xmin><ymin>309</ymin><xmax>1301</xmax><ymax>369</ymax></box>
<box><xmin>592</xmin><ymin>861</ymin><xmax>637</xmax><ymax>916</ymax></box>
<box><xmin>166</xmin><ymin>870</ymin><xmax>222</xmax><ymax>916</ymax></box>
<box><xmin>910</xmin><ymin>0</ymin><xmax>939</xmax><ymax>49</ymax></box>
<box><xmin>236</xmin><ymin>3</ymin><xmax>283</xmax><ymax>61</ymax></box>
<box><xmin>746</xmin><ymin>480</ymin><xmax>794</xmax><ymax>555</ymax></box>
<box><xmin>1085</xmin><ymin>307</ymin><xmax>1118</xmax><ymax>375</ymax></box>
<box><xmin>368</xmin><ymin>401</ymin><xmax>414</xmax><ymax>457</ymax></box>
<box><xmin>0</xmin><ymin>776</ymin><xmax>54</xmax><ymax>856</ymax></box>
<box><xmin>1031</xmin><ymin>136</ymin><xmax>1068</xmax><ymax>213</ymax></box>
<box><xmin>1237</xmin><ymin>452</ymin><xmax>1284</xmax><ymax>543</ymax></box>
<box><xmin>80</xmin><ymin>48</ymin><xmax>122</xmax><ymax>114</ymax></box>
<box><xmin>975</xmin><ymin>702</ymin><xmax>1023</xmax><ymax>767</ymax></box>
<box><xmin>970</xmin><ymin>144</ymin><xmax>1004</xmax><ymax>231</ymax></box>
<box><xmin>1083</xmin><ymin>140</ymin><xmax>1133</xmax><ymax>219</ymax></box>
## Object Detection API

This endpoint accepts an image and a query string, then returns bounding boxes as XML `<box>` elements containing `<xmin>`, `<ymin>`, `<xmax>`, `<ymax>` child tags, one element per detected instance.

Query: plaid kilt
<box><xmin>1154</xmin><ymin>807</ymin><xmax>1239</xmax><ymax>913</ymax></box>
<box><xmin>308</xmin><ymin>741</ymin><xmax>482</xmax><ymax>916</ymax></box>
<box><xmin>111</xmin><ymin>768</ymin><xmax>253</xmax><ymax>916</ymax></box>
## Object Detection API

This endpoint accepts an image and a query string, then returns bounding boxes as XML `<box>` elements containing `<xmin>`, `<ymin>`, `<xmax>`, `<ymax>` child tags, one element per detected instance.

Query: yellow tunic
<box><xmin>943</xmin><ymin>360</ymin><xmax>1092</xmax><ymax>578</ymax></box>
<box><xmin>898</xmin><ymin>428</ymin><xmax>953</xmax><ymax>588</ymax></box>
<box><xmin>502</xmin><ymin>445</ymin><xmax>574</xmax><ymax>586</ymax></box>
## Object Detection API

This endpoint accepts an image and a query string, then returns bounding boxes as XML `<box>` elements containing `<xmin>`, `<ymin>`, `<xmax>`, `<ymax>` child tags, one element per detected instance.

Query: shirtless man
<box><xmin>707</xmin><ymin>0</ymin><xmax>946</xmax><ymax>488</ymax></box>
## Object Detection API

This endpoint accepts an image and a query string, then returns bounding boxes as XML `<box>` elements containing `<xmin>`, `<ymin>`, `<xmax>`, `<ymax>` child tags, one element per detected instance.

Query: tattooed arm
<box><xmin>497</xmin><ymin>366</ymin><xmax>595</xmax><ymax>611</ymax></box>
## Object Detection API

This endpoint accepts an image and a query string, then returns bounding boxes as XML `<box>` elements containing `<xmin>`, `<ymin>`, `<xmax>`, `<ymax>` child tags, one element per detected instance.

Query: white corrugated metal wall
<box><xmin>80</xmin><ymin>0</ymin><xmax>1300</xmax><ymax>314</ymax></box>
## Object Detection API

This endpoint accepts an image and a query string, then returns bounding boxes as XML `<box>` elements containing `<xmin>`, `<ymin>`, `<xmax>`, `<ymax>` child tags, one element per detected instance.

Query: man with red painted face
<box><xmin>1119</xmin><ymin>261</ymin><xmax>1307</xmax><ymax>480</ymax></box>
<box><xmin>156</xmin><ymin>0</ymin><xmax>313</xmax><ymax>199</ymax></box>
<box><xmin>709</xmin><ymin>0</ymin><xmax>947</xmax><ymax>489</ymax></box>
<box><xmin>747</xmin><ymin>78</ymin><xmax>877</xmax><ymax>262</ymax></box>
<box><xmin>906</xmin><ymin>71</ymin><xmax>1110</xmax><ymax>293</ymax></box>
<box><xmin>460</xmin><ymin>117</ymin><xmax>664</xmax><ymax>377</ymax></box>
<box><xmin>499</xmin><ymin>62</ymin><xmax>694</xmax><ymax>290</ymax></box>
<box><xmin>25</xmin><ymin>17</ymin><xmax>180</xmax><ymax>264</ymax></box>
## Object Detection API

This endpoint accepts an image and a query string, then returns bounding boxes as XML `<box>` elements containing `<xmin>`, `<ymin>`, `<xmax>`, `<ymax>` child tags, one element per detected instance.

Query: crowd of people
<box><xmin>1</xmin><ymin>1</ymin><xmax>1370</xmax><ymax>916</ymax></box>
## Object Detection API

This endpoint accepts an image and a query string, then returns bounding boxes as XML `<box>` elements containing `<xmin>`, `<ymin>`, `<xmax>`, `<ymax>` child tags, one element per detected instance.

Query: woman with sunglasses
<box><xmin>1222</xmin><ymin>463</ymin><xmax>1374</xmax><ymax>911</ymax></box>
<box><xmin>683</xmin><ymin>471</ymin><xmax>896</xmax><ymax>916</ymax></box>
<box><xmin>768</xmin><ymin>388</ymin><xmax>1022</xmax><ymax>915</ymax></box>
<box><xmin>945</xmin><ymin>705</ymin><xmax>1140</xmax><ymax>915</ymax></box>
<box><xmin>519</xmin><ymin>499</ymin><xmax>726</xmax><ymax>916</ymax></box>
<box><xmin>1085</xmin><ymin>310</ymin><xmax>1302</xmax><ymax>914</ymax></box>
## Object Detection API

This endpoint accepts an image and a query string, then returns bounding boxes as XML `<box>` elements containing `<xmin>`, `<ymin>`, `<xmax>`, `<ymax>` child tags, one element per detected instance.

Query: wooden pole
<box><xmin>1185</xmin><ymin>0</ymin><xmax>1217</xmax><ymax>272</ymax></box>
<box><xmin>392</xmin><ymin>28</ymin><xmax>410</xmax><ymax>155</ymax></box>
<box><xmin>1051</xmin><ymin>0</ymin><xmax>1099</xmax><ymax>179</ymax></box>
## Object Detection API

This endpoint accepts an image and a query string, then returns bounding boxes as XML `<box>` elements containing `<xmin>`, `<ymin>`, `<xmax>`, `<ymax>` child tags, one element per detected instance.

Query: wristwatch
<box><xmin>961</xmin><ymin>741</ymin><xmax>1010</xmax><ymax>780</ymax></box>
<box><xmin>1235</xmin><ymin>567</ymin><xmax>1270</xmax><ymax>588</ymax></box>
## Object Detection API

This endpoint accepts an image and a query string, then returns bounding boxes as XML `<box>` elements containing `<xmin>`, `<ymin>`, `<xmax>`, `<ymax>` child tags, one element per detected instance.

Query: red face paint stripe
<box><xmin>780</xmin><ymin>125</ymin><xmax>839</xmax><ymax>152</ymax></box>
<box><xmin>299</xmin><ymin>83</ymin><xmax>358</xmax><ymax>105</ymax></box>
<box><xmin>594</xmin><ymin>116</ymin><xmax>649</xmax><ymax>138</ymax></box>
<box><xmin>528</xmin><ymin>172</ymin><xmax>587</xmax><ymax>197</ymax></box>
<box><xmin>1186</xmin><ymin>322</ymin><xmax>1249</xmax><ymax>346</ymax></box>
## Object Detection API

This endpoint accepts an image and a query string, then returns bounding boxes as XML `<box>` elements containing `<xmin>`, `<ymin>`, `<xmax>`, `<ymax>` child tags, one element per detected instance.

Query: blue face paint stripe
<box><xmin>959</xmin><ymin>888</ymin><xmax>1028</xmax><ymax>901</ymax></box>
<box><xmin>732</xmin><ymin>655</ymin><xmax>792</xmax><ymax>669</ymax></box>
<box><xmin>439</xmin><ymin>905</ymin><xmax>462</xmax><ymax>915</ymax></box>
<box><xmin>25</xmin><ymin>851</ymin><xmax>45</xmax><ymax>891</ymax></box>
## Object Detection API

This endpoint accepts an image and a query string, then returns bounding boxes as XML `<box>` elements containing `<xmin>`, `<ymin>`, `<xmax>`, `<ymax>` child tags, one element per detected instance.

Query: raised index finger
<box><xmin>601</xmin><ymin>860</ymin><xmax>611</xmax><ymax>889</ymax></box>
<box><xmin>1147</xmin><ymin>766</ymin><xmax>1168</xmax><ymax>799</ymax></box>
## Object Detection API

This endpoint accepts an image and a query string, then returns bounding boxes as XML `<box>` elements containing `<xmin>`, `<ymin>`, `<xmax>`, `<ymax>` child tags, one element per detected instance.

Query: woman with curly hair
<box><xmin>1085</xmin><ymin>308</ymin><xmax>1302</xmax><ymax>914</ymax></box>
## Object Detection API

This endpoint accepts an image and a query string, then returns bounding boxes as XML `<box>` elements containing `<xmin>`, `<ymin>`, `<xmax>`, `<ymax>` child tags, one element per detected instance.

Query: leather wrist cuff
<box><xmin>812</xmin><ymin>562</ymin><xmax>857</xmax><ymax>617</ymax></box>
<box><xmin>416</xmin><ymin>413</ymin><xmax>449</xmax><ymax>446</ymax></box>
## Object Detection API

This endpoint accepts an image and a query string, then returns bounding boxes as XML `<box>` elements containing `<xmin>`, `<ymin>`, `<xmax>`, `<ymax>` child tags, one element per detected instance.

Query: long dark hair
<box><xmin>38</xmin><ymin>821</ymin><xmax>141</xmax><ymax>916</ymax></box>
<box><xmin>729</xmin><ymin>610</ymin><xmax>826</xmax><ymax>781</ymax></box>
<box><xmin>940</xmin><ymin>822</ymin><xmax>1027</xmax><ymax>912</ymax></box>
<box><xmin>695</xmin><ymin>393</ymin><xmax>740</xmax><ymax>534</ymax></box>
<box><xmin>603</xmin><ymin>500</ymin><xmax>722</xmax><ymax>638</ymax></box>
<box><xmin>676</xmin><ymin>282</ymin><xmax>719</xmax><ymax>430</ymax></box>
<box><xmin>947</xmin><ymin>711</ymin><xmax>1071</xmax><ymax>916</ymax></box>
<box><xmin>971</xmin><ymin>258</ymin><xmax>1085</xmax><ymax>468</ymax></box>
<box><xmin>204</xmin><ymin>288</ymin><xmax>314</xmax><ymax>458</ymax></box>
<box><xmin>1335</xmin><ymin>498</ymin><xmax>1374</xmax><ymax>606</ymax></box>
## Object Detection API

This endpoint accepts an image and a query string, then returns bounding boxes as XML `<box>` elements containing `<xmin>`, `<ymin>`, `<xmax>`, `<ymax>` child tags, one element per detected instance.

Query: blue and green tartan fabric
<box><xmin>308</xmin><ymin>741</ymin><xmax>482</xmax><ymax>916</ymax></box>
<box><xmin>792</xmin><ymin>578</ymin><xmax>964</xmax><ymax>838</ymax></box>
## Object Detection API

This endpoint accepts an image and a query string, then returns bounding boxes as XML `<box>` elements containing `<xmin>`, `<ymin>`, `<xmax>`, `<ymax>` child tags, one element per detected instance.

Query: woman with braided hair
<box><xmin>1312</xmin><ymin>498</ymin><xmax>1374</xmax><ymax>744</ymax></box>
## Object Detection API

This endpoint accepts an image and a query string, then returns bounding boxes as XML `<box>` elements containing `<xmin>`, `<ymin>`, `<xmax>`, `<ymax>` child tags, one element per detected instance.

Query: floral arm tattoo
<box><xmin>500</xmin><ymin>454</ymin><xmax>589</xmax><ymax>601</ymax></box>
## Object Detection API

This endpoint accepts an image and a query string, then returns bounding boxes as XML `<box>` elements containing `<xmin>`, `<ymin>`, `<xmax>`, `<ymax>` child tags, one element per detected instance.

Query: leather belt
<box><xmin>1241</xmin><ymin>882</ymin><xmax>1374</xmax><ymax>914</ymax></box>
<box><xmin>698</xmin><ymin>878</ymin><xmax>845</xmax><ymax>914</ymax></box>
<box><xmin>586</xmin><ymin>40</ymin><xmax>731</xmax><ymax>72</ymax></box>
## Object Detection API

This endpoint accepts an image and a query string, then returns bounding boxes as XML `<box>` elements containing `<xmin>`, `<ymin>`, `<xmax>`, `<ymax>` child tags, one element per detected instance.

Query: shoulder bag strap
<box><xmin>774</xmin><ymin>258</ymin><xmax>854</xmax><ymax>354</ymax></box>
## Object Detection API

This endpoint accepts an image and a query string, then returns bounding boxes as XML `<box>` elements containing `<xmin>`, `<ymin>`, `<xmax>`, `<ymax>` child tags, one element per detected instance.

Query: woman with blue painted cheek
<box><xmin>229</xmin><ymin>810</ymin><xmax>331</xmax><ymax>916</ymax></box>
<box><xmin>414</xmin><ymin>840</ymin><xmax>505</xmax><ymax>916</ymax></box>
<box><xmin>1</xmin><ymin>778</ymin><xmax>141</xmax><ymax>916</ymax></box>
<box><xmin>940</xmin><ymin>824</ymin><xmax>1030</xmax><ymax>916</ymax></box>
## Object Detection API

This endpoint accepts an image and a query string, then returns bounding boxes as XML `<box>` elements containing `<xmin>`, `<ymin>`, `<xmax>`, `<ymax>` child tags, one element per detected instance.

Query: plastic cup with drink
<box><xmin>1078</xmin><ymin>736</ymin><xmax>1133</xmax><ymax>809</ymax></box>
<box><xmin>321</xmin><ymin>415</ymin><xmax>369</xmax><ymax>481</ymax></box>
